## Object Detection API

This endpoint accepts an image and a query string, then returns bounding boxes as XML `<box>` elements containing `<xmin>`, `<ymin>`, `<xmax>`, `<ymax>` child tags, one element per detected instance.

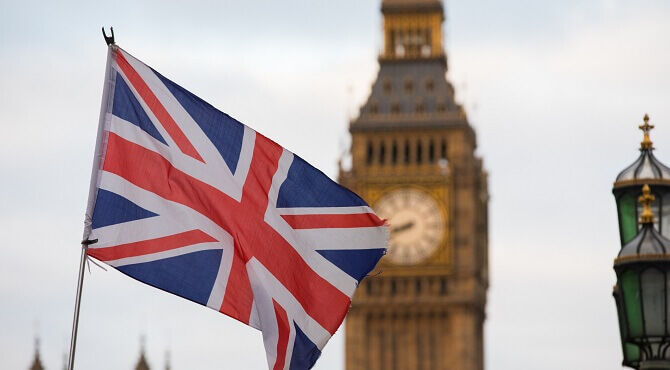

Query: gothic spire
<box><xmin>29</xmin><ymin>336</ymin><xmax>44</xmax><ymax>370</ymax></box>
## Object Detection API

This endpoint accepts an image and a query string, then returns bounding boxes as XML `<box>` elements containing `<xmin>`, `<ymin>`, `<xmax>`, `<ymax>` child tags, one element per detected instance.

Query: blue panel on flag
<box><xmin>290</xmin><ymin>322</ymin><xmax>322</xmax><ymax>370</ymax></box>
<box><xmin>153</xmin><ymin>70</ymin><xmax>244</xmax><ymax>173</ymax></box>
<box><xmin>117</xmin><ymin>249</ymin><xmax>222</xmax><ymax>306</ymax></box>
<box><xmin>277</xmin><ymin>155</ymin><xmax>367</xmax><ymax>208</ymax></box>
<box><xmin>316</xmin><ymin>248</ymin><xmax>385</xmax><ymax>282</ymax></box>
<box><xmin>112</xmin><ymin>74</ymin><xmax>167</xmax><ymax>145</ymax></box>
<box><xmin>91</xmin><ymin>189</ymin><xmax>158</xmax><ymax>229</ymax></box>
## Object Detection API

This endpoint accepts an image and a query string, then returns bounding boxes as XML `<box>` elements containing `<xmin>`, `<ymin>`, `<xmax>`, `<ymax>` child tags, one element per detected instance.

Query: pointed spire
<box><xmin>29</xmin><ymin>336</ymin><xmax>44</xmax><ymax>370</ymax></box>
<box><xmin>639</xmin><ymin>113</ymin><xmax>654</xmax><ymax>150</ymax></box>
<box><xmin>135</xmin><ymin>335</ymin><xmax>150</xmax><ymax>370</ymax></box>
<box><xmin>639</xmin><ymin>184</ymin><xmax>656</xmax><ymax>224</ymax></box>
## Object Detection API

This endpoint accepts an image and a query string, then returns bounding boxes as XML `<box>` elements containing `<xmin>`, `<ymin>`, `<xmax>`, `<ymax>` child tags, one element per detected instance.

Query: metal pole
<box><xmin>67</xmin><ymin>246</ymin><xmax>87</xmax><ymax>370</ymax></box>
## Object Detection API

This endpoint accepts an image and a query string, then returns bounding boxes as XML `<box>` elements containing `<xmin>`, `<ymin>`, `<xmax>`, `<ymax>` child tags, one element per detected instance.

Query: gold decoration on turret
<box><xmin>639</xmin><ymin>184</ymin><xmax>655</xmax><ymax>224</ymax></box>
<box><xmin>639</xmin><ymin>113</ymin><xmax>654</xmax><ymax>150</ymax></box>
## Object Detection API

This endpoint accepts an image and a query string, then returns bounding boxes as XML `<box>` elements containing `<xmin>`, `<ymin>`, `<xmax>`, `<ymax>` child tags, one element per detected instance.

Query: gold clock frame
<box><xmin>366</xmin><ymin>183</ymin><xmax>453</xmax><ymax>275</ymax></box>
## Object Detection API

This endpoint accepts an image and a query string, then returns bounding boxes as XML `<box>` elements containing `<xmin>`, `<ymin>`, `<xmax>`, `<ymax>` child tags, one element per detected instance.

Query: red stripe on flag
<box><xmin>281</xmin><ymin>213</ymin><xmax>384</xmax><ymax>229</ymax></box>
<box><xmin>240</xmin><ymin>134</ymin><xmax>283</xmax><ymax>218</ymax></box>
<box><xmin>219</xmin><ymin>242</ymin><xmax>254</xmax><ymax>325</ymax></box>
<box><xmin>115</xmin><ymin>51</ymin><xmax>204</xmax><ymax>162</ymax></box>
<box><xmin>272</xmin><ymin>300</ymin><xmax>290</xmax><ymax>370</ymax></box>
<box><xmin>103</xmin><ymin>132</ymin><xmax>350</xmax><ymax>334</ymax></box>
<box><xmin>87</xmin><ymin>229</ymin><xmax>217</xmax><ymax>261</ymax></box>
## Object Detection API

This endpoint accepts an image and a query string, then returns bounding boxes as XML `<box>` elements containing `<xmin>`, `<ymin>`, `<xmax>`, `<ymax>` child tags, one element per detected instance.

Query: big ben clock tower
<box><xmin>338</xmin><ymin>0</ymin><xmax>488</xmax><ymax>369</ymax></box>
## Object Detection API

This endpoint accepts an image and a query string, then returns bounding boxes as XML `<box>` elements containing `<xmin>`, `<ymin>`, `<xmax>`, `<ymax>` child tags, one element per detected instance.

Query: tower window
<box><xmin>383</xmin><ymin>80</ymin><xmax>392</xmax><ymax>93</ymax></box>
<box><xmin>416</xmin><ymin>140</ymin><xmax>423</xmax><ymax>163</ymax></box>
<box><xmin>391</xmin><ymin>102</ymin><xmax>400</xmax><ymax>114</ymax></box>
<box><xmin>391</xmin><ymin>141</ymin><xmax>398</xmax><ymax>165</ymax></box>
<box><xmin>429</xmin><ymin>140</ymin><xmax>435</xmax><ymax>163</ymax></box>
<box><xmin>378</xmin><ymin>141</ymin><xmax>386</xmax><ymax>165</ymax></box>
<box><xmin>366</xmin><ymin>141</ymin><xmax>374</xmax><ymax>165</ymax></box>
<box><xmin>404</xmin><ymin>79</ymin><xmax>413</xmax><ymax>93</ymax></box>
<box><xmin>440</xmin><ymin>139</ymin><xmax>447</xmax><ymax>159</ymax></box>
<box><xmin>426</xmin><ymin>79</ymin><xmax>434</xmax><ymax>91</ymax></box>
<box><xmin>440</xmin><ymin>278</ymin><xmax>448</xmax><ymax>295</ymax></box>
<box><xmin>415</xmin><ymin>101</ymin><xmax>424</xmax><ymax>113</ymax></box>
<box><xmin>404</xmin><ymin>140</ymin><xmax>410</xmax><ymax>164</ymax></box>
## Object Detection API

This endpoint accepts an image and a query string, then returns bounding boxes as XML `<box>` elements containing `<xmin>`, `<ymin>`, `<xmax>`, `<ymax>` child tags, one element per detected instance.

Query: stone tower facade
<box><xmin>339</xmin><ymin>1</ymin><xmax>488</xmax><ymax>369</ymax></box>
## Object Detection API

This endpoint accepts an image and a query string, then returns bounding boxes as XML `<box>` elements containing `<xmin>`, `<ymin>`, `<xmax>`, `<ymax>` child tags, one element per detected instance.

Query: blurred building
<box><xmin>339</xmin><ymin>0</ymin><xmax>489</xmax><ymax>369</ymax></box>
<box><xmin>28</xmin><ymin>337</ymin><xmax>168</xmax><ymax>370</ymax></box>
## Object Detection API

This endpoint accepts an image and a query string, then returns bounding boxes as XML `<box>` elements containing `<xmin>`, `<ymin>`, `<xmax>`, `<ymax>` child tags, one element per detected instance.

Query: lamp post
<box><xmin>614</xmin><ymin>185</ymin><xmax>670</xmax><ymax>369</ymax></box>
<box><xmin>613</xmin><ymin>115</ymin><xmax>670</xmax><ymax>369</ymax></box>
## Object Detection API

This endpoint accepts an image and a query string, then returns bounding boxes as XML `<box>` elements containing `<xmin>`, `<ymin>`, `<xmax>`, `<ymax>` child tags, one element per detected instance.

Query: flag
<box><xmin>82</xmin><ymin>46</ymin><xmax>388</xmax><ymax>369</ymax></box>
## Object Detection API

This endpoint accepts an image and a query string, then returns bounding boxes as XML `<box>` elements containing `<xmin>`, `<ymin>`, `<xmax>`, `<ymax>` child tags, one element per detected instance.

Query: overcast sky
<box><xmin>2</xmin><ymin>0</ymin><xmax>670</xmax><ymax>369</ymax></box>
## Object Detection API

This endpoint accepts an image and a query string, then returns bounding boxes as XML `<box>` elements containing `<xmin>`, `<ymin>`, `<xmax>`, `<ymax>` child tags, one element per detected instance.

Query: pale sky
<box><xmin>2</xmin><ymin>0</ymin><xmax>670</xmax><ymax>369</ymax></box>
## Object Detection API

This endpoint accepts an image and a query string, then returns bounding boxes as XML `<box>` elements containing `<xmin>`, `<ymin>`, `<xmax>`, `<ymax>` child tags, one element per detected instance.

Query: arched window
<box><xmin>391</xmin><ymin>102</ymin><xmax>400</xmax><ymax>114</ymax></box>
<box><xmin>383</xmin><ymin>79</ymin><xmax>392</xmax><ymax>93</ymax></box>
<box><xmin>425</xmin><ymin>78</ymin><xmax>434</xmax><ymax>91</ymax></box>
<box><xmin>404</xmin><ymin>140</ymin><xmax>410</xmax><ymax>164</ymax></box>
<box><xmin>366</xmin><ymin>141</ymin><xmax>374</xmax><ymax>165</ymax></box>
<box><xmin>428</xmin><ymin>140</ymin><xmax>435</xmax><ymax>163</ymax></box>
<box><xmin>416</xmin><ymin>139</ymin><xmax>423</xmax><ymax>163</ymax></box>
<box><xmin>404</xmin><ymin>79</ymin><xmax>413</xmax><ymax>93</ymax></box>
<box><xmin>391</xmin><ymin>141</ymin><xmax>398</xmax><ymax>165</ymax></box>
<box><xmin>415</xmin><ymin>100</ymin><xmax>424</xmax><ymax>113</ymax></box>
<box><xmin>378</xmin><ymin>141</ymin><xmax>386</xmax><ymax>165</ymax></box>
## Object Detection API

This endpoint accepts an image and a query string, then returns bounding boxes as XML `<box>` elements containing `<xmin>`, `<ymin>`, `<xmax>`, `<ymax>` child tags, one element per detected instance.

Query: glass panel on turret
<box><xmin>642</xmin><ymin>268</ymin><xmax>666</xmax><ymax>336</ymax></box>
<box><xmin>663</xmin><ymin>195</ymin><xmax>670</xmax><ymax>239</ymax></box>
<box><xmin>637</xmin><ymin>155</ymin><xmax>657</xmax><ymax>178</ymax></box>
<box><xmin>619</xmin><ymin>193</ymin><xmax>637</xmax><ymax>244</ymax></box>
<box><xmin>622</xmin><ymin>270</ymin><xmax>644</xmax><ymax>337</ymax></box>
<box><xmin>616</xmin><ymin>286</ymin><xmax>641</xmax><ymax>364</ymax></box>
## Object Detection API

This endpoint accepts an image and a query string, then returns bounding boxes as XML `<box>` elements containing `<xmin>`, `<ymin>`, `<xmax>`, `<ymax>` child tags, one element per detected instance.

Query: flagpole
<box><xmin>66</xmin><ymin>27</ymin><xmax>117</xmax><ymax>370</ymax></box>
<box><xmin>67</xmin><ymin>244</ymin><xmax>87</xmax><ymax>370</ymax></box>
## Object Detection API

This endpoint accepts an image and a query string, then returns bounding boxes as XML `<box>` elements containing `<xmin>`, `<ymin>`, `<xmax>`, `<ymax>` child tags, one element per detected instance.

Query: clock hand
<box><xmin>390</xmin><ymin>221</ymin><xmax>415</xmax><ymax>234</ymax></box>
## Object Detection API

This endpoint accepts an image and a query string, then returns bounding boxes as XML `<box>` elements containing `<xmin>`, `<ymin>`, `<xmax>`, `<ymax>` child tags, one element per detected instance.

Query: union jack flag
<box><xmin>82</xmin><ymin>46</ymin><xmax>387</xmax><ymax>369</ymax></box>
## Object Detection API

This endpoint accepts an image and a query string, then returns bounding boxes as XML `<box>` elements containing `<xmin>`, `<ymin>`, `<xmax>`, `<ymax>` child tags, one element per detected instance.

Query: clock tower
<box><xmin>338</xmin><ymin>0</ymin><xmax>488</xmax><ymax>369</ymax></box>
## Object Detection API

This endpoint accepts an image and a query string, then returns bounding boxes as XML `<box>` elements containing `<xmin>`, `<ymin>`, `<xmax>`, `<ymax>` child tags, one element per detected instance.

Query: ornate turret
<box><xmin>613</xmin><ymin>115</ymin><xmax>670</xmax><ymax>245</ymax></box>
<box><xmin>134</xmin><ymin>336</ymin><xmax>150</xmax><ymax>370</ymax></box>
<box><xmin>381</xmin><ymin>0</ymin><xmax>445</xmax><ymax>61</ymax></box>
<box><xmin>29</xmin><ymin>337</ymin><xmax>44</xmax><ymax>370</ymax></box>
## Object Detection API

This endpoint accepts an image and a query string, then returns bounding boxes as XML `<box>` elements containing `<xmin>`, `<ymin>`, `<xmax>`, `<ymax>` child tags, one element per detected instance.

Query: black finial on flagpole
<box><xmin>102</xmin><ymin>27</ymin><xmax>115</xmax><ymax>46</ymax></box>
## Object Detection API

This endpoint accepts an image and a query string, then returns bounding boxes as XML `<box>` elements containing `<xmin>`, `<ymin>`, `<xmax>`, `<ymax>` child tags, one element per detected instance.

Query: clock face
<box><xmin>374</xmin><ymin>188</ymin><xmax>445</xmax><ymax>265</ymax></box>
